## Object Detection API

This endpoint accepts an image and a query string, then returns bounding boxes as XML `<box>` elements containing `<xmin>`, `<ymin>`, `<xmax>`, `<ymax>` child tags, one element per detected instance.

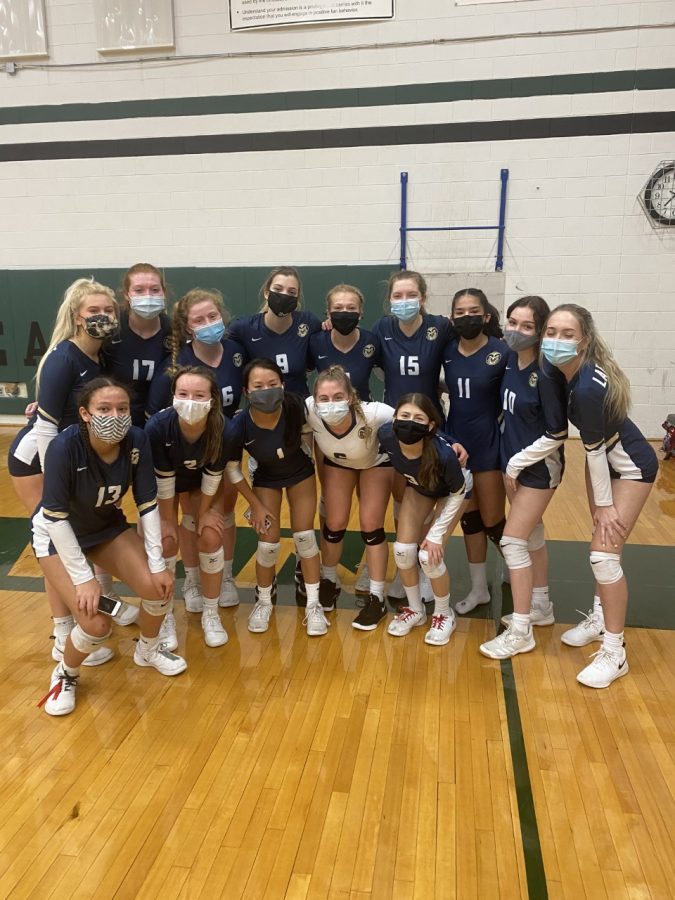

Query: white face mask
<box><xmin>316</xmin><ymin>400</ymin><xmax>351</xmax><ymax>425</ymax></box>
<box><xmin>173</xmin><ymin>396</ymin><xmax>212</xmax><ymax>425</ymax></box>
<box><xmin>130</xmin><ymin>295</ymin><xmax>165</xmax><ymax>319</ymax></box>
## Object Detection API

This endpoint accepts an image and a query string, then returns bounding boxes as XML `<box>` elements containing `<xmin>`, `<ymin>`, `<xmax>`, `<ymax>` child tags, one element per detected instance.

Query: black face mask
<box><xmin>453</xmin><ymin>314</ymin><xmax>484</xmax><ymax>340</ymax></box>
<box><xmin>330</xmin><ymin>311</ymin><xmax>360</xmax><ymax>336</ymax></box>
<box><xmin>267</xmin><ymin>291</ymin><xmax>298</xmax><ymax>317</ymax></box>
<box><xmin>393</xmin><ymin>419</ymin><xmax>430</xmax><ymax>445</ymax></box>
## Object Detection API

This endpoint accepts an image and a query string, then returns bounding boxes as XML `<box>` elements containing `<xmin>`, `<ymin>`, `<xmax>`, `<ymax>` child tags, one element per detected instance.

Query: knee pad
<box><xmin>322</xmin><ymin>523</ymin><xmax>346</xmax><ymax>544</ymax></box>
<box><xmin>361</xmin><ymin>527</ymin><xmax>386</xmax><ymax>546</ymax></box>
<box><xmin>528</xmin><ymin>522</ymin><xmax>545</xmax><ymax>553</ymax></box>
<box><xmin>199</xmin><ymin>547</ymin><xmax>224</xmax><ymax>574</ymax></box>
<box><xmin>590</xmin><ymin>551</ymin><xmax>623</xmax><ymax>585</ymax></box>
<box><xmin>485</xmin><ymin>517</ymin><xmax>505</xmax><ymax>548</ymax></box>
<box><xmin>256</xmin><ymin>541</ymin><xmax>280</xmax><ymax>567</ymax></box>
<box><xmin>70</xmin><ymin>623</ymin><xmax>111</xmax><ymax>654</ymax></box>
<box><xmin>393</xmin><ymin>541</ymin><xmax>418</xmax><ymax>570</ymax></box>
<box><xmin>294</xmin><ymin>529</ymin><xmax>319</xmax><ymax>559</ymax></box>
<box><xmin>461</xmin><ymin>509</ymin><xmax>484</xmax><ymax>535</ymax></box>
<box><xmin>418</xmin><ymin>548</ymin><xmax>447</xmax><ymax>579</ymax></box>
<box><xmin>393</xmin><ymin>501</ymin><xmax>401</xmax><ymax>520</ymax></box>
<box><xmin>141</xmin><ymin>597</ymin><xmax>173</xmax><ymax>617</ymax></box>
<box><xmin>222</xmin><ymin>511</ymin><xmax>235</xmax><ymax>529</ymax></box>
<box><xmin>181</xmin><ymin>513</ymin><xmax>196</xmax><ymax>533</ymax></box>
<box><xmin>500</xmin><ymin>536</ymin><xmax>531</xmax><ymax>570</ymax></box>
<box><xmin>318</xmin><ymin>496</ymin><xmax>326</xmax><ymax>519</ymax></box>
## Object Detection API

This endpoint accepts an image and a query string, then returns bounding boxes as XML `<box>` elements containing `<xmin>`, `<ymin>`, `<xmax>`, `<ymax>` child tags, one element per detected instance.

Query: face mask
<box><xmin>88</xmin><ymin>413</ymin><xmax>132</xmax><ymax>444</ymax></box>
<box><xmin>248</xmin><ymin>386</ymin><xmax>284</xmax><ymax>413</ymax></box>
<box><xmin>316</xmin><ymin>400</ymin><xmax>351</xmax><ymax>425</ymax></box>
<box><xmin>393</xmin><ymin>418</ymin><xmax>429</xmax><ymax>445</ymax></box>
<box><xmin>330</xmin><ymin>311</ymin><xmax>360</xmax><ymax>336</ymax></box>
<box><xmin>390</xmin><ymin>299</ymin><xmax>420</xmax><ymax>322</ymax></box>
<box><xmin>503</xmin><ymin>329</ymin><xmax>539</xmax><ymax>352</ymax></box>
<box><xmin>541</xmin><ymin>338</ymin><xmax>580</xmax><ymax>367</ymax></box>
<box><xmin>194</xmin><ymin>319</ymin><xmax>226</xmax><ymax>345</ymax></box>
<box><xmin>267</xmin><ymin>291</ymin><xmax>298</xmax><ymax>318</ymax></box>
<box><xmin>130</xmin><ymin>296</ymin><xmax>165</xmax><ymax>319</ymax></box>
<box><xmin>82</xmin><ymin>314</ymin><xmax>117</xmax><ymax>339</ymax></box>
<box><xmin>173</xmin><ymin>397</ymin><xmax>212</xmax><ymax>425</ymax></box>
<box><xmin>453</xmin><ymin>314</ymin><xmax>484</xmax><ymax>340</ymax></box>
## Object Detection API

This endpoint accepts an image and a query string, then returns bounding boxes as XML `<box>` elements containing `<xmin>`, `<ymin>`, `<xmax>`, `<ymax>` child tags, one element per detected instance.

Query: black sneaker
<box><xmin>352</xmin><ymin>594</ymin><xmax>387</xmax><ymax>631</ymax></box>
<box><xmin>255</xmin><ymin>576</ymin><xmax>278</xmax><ymax>606</ymax></box>
<box><xmin>319</xmin><ymin>578</ymin><xmax>340</xmax><ymax>612</ymax></box>
<box><xmin>294</xmin><ymin>559</ymin><xmax>306</xmax><ymax>605</ymax></box>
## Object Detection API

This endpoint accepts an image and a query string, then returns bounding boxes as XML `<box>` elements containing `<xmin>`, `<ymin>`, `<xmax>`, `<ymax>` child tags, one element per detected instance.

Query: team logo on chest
<box><xmin>529</xmin><ymin>372</ymin><xmax>538</xmax><ymax>388</ymax></box>
<box><xmin>358</xmin><ymin>427</ymin><xmax>366</xmax><ymax>439</ymax></box>
<box><xmin>233</xmin><ymin>352</ymin><xmax>243</xmax><ymax>368</ymax></box>
<box><xmin>486</xmin><ymin>351</ymin><xmax>502</xmax><ymax>366</ymax></box>
<box><xmin>130</xmin><ymin>448</ymin><xmax>140</xmax><ymax>465</ymax></box>
<box><xmin>363</xmin><ymin>343</ymin><xmax>375</xmax><ymax>358</ymax></box>
<box><xmin>426</xmin><ymin>327</ymin><xmax>438</xmax><ymax>341</ymax></box>
<box><xmin>297</xmin><ymin>323</ymin><xmax>309</xmax><ymax>338</ymax></box>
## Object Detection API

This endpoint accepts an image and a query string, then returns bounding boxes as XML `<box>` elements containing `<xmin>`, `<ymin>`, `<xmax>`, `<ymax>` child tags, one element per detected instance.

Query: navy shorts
<box><xmin>8</xmin><ymin>424</ymin><xmax>41</xmax><ymax>477</ymax></box>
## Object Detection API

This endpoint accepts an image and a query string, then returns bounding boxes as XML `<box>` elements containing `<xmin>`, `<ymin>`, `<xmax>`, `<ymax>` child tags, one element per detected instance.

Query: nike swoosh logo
<box><xmin>251</xmin><ymin>337</ymin><xmax>263</xmax><ymax>342</ymax></box>
<box><xmin>365</xmin><ymin>537</ymin><xmax>377</xmax><ymax>543</ymax></box>
<box><xmin>505</xmin><ymin>366</ymin><xmax>511</xmax><ymax>370</ymax></box>
<box><xmin>79</xmin><ymin>370</ymin><xmax>88</xmax><ymax>376</ymax></box>
<box><xmin>317</xmin><ymin>355</ymin><xmax>327</xmax><ymax>359</ymax></box>
<box><xmin>245</xmin><ymin>440</ymin><xmax>255</xmax><ymax>445</ymax></box>
<box><xmin>165</xmin><ymin>442</ymin><xmax>172</xmax><ymax>447</ymax></box>
<box><xmin>111</xmin><ymin>339</ymin><xmax>123</xmax><ymax>344</ymax></box>
<box><xmin>384</xmin><ymin>337</ymin><xmax>393</xmax><ymax>341</ymax></box>
<box><xmin>77</xmin><ymin>466</ymin><xmax>87</xmax><ymax>471</ymax></box>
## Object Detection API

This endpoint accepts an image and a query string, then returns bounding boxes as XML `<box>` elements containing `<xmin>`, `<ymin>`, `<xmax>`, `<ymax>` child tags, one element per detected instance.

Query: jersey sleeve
<box><xmin>227</xmin><ymin>317</ymin><xmax>247</xmax><ymax>344</ymax></box>
<box><xmin>368</xmin><ymin>402</ymin><xmax>395</xmax><ymax>430</ymax></box>
<box><xmin>130</xmin><ymin>429</ymin><xmax>160</xmax><ymax>517</ymax></box>
<box><xmin>145</xmin><ymin>413</ymin><xmax>175</xmax><ymax>477</ymax></box>
<box><xmin>574</xmin><ymin>380</ymin><xmax>606</xmax><ymax>449</ymax></box>
<box><xmin>145</xmin><ymin>360</ymin><xmax>173</xmax><ymax>418</ymax></box>
<box><xmin>224</xmin><ymin>412</ymin><xmax>246</xmax><ymax>462</ymax></box>
<box><xmin>36</xmin><ymin>350</ymin><xmax>77</xmax><ymax>426</ymax></box>
<box><xmin>441</xmin><ymin>447</ymin><xmax>466</xmax><ymax>495</ymax></box>
<box><xmin>306</xmin><ymin>311</ymin><xmax>324</xmax><ymax>334</ymax></box>
<box><xmin>538</xmin><ymin>370</ymin><xmax>569</xmax><ymax>441</ymax></box>
<box><xmin>41</xmin><ymin>436</ymin><xmax>75</xmax><ymax>523</ymax></box>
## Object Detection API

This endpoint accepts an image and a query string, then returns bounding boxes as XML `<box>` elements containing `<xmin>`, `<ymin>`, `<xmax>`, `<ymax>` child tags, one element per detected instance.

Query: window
<box><xmin>0</xmin><ymin>0</ymin><xmax>48</xmax><ymax>60</ymax></box>
<box><xmin>94</xmin><ymin>0</ymin><xmax>174</xmax><ymax>53</ymax></box>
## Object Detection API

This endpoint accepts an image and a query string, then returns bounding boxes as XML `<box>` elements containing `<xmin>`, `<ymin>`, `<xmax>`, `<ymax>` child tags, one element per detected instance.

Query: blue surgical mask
<box><xmin>390</xmin><ymin>299</ymin><xmax>420</xmax><ymax>322</ymax></box>
<box><xmin>194</xmin><ymin>319</ymin><xmax>226</xmax><ymax>345</ymax></box>
<box><xmin>130</xmin><ymin>295</ymin><xmax>165</xmax><ymax>319</ymax></box>
<box><xmin>541</xmin><ymin>337</ymin><xmax>580</xmax><ymax>366</ymax></box>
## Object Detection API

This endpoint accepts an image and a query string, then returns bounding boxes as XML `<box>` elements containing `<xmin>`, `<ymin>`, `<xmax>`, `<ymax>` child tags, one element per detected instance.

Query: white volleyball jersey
<box><xmin>305</xmin><ymin>399</ymin><xmax>394</xmax><ymax>470</ymax></box>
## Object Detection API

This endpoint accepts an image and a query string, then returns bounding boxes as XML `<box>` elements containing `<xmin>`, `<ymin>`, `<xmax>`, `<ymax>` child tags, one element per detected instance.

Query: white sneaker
<box><xmin>455</xmin><ymin>590</ymin><xmax>491</xmax><ymax>615</ymax></box>
<box><xmin>202</xmin><ymin>607</ymin><xmax>228</xmax><ymax>647</ymax></box>
<box><xmin>182</xmin><ymin>580</ymin><xmax>203</xmax><ymax>613</ymax></box>
<box><xmin>424</xmin><ymin>611</ymin><xmax>456</xmax><ymax>646</ymax></box>
<box><xmin>502</xmin><ymin>601</ymin><xmax>555</xmax><ymax>629</ymax></box>
<box><xmin>248</xmin><ymin>602</ymin><xmax>273</xmax><ymax>633</ymax></box>
<box><xmin>480</xmin><ymin>626</ymin><xmax>536</xmax><ymax>659</ymax></box>
<box><xmin>561</xmin><ymin>609</ymin><xmax>605</xmax><ymax>647</ymax></box>
<box><xmin>419</xmin><ymin>570</ymin><xmax>433</xmax><ymax>604</ymax></box>
<box><xmin>304</xmin><ymin>604</ymin><xmax>329</xmax><ymax>636</ymax></box>
<box><xmin>218</xmin><ymin>576</ymin><xmax>240</xmax><ymax>608</ymax></box>
<box><xmin>387</xmin><ymin>571</ymin><xmax>406</xmax><ymax>603</ymax></box>
<box><xmin>114</xmin><ymin>599</ymin><xmax>140</xmax><ymax>626</ymax></box>
<box><xmin>52</xmin><ymin>636</ymin><xmax>113</xmax><ymax>668</ymax></box>
<box><xmin>158</xmin><ymin>612</ymin><xmax>178</xmax><ymax>652</ymax></box>
<box><xmin>387</xmin><ymin>607</ymin><xmax>427</xmax><ymax>637</ymax></box>
<box><xmin>355</xmin><ymin>563</ymin><xmax>370</xmax><ymax>597</ymax></box>
<box><xmin>40</xmin><ymin>665</ymin><xmax>78</xmax><ymax>716</ymax></box>
<box><xmin>133</xmin><ymin>641</ymin><xmax>187</xmax><ymax>676</ymax></box>
<box><xmin>576</xmin><ymin>646</ymin><xmax>628</xmax><ymax>688</ymax></box>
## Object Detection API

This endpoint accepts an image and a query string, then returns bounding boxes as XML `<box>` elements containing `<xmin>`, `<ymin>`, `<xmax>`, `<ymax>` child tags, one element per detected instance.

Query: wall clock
<box><xmin>641</xmin><ymin>161</ymin><xmax>675</xmax><ymax>226</ymax></box>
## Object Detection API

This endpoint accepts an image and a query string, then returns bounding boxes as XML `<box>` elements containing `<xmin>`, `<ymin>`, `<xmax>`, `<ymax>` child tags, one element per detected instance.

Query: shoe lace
<box><xmin>586</xmin><ymin>647</ymin><xmax>618</xmax><ymax>668</ymax></box>
<box><xmin>37</xmin><ymin>670</ymin><xmax>78</xmax><ymax>708</ymax></box>
<box><xmin>252</xmin><ymin>602</ymin><xmax>271</xmax><ymax>620</ymax></box>
<box><xmin>304</xmin><ymin>606</ymin><xmax>325</xmax><ymax>626</ymax></box>
<box><xmin>397</xmin><ymin>607</ymin><xmax>420</xmax><ymax>622</ymax></box>
<box><xmin>574</xmin><ymin>609</ymin><xmax>600</xmax><ymax>630</ymax></box>
<box><xmin>431</xmin><ymin>614</ymin><xmax>449</xmax><ymax>629</ymax></box>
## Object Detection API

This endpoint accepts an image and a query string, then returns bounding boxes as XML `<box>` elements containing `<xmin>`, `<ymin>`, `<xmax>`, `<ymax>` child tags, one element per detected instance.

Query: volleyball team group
<box><xmin>7</xmin><ymin>264</ymin><xmax>657</xmax><ymax>716</ymax></box>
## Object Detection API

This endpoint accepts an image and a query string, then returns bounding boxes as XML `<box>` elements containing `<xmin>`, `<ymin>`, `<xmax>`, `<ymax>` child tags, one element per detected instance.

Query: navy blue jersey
<box><xmin>226</xmin><ymin>396</ymin><xmax>314</xmax><ymax>489</ymax></box>
<box><xmin>443</xmin><ymin>336</ymin><xmax>508</xmax><ymax>472</ymax></box>
<box><xmin>228</xmin><ymin>311</ymin><xmax>322</xmax><ymax>397</ymax></box>
<box><xmin>37</xmin><ymin>340</ymin><xmax>103</xmax><ymax>429</ymax></box>
<box><xmin>102</xmin><ymin>311</ymin><xmax>172</xmax><ymax>426</ymax></box>
<box><xmin>308</xmin><ymin>328</ymin><xmax>379</xmax><ymax>401</ymax></box>
<box><xmin>145</xmin><ymin>338</ymin><xmax>246</xmax><ymax>419</ymax></box>
<box><xmin>145</xmin><ymin>407</ymin><xmax>230</xmax><ymax>494</ymax></box>
<box><xmin>40</xmin><ymin>424</ymin><xmax>158</xmax><ymax>548</ymax></box>
<box><xmin>378</xmin><ymin>423</ymin><xmax>464</xmax><ymax>498</ymax></box>
<box><xmin>371</xmin><ymin>313</ymin><xmax>453</xmax><ymax>412</ymax></box>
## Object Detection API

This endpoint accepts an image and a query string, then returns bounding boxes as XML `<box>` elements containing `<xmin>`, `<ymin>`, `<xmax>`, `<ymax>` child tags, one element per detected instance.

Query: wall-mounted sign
<box><xmin>230</xmin><ymin>0</ymin><xmax>394</xmax><ymax>31</ymax></box>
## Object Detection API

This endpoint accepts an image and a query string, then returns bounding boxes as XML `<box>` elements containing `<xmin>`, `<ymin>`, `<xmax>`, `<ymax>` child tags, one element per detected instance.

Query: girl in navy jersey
<box><xmin>33</xmin><ymin>378</ymin><xmax>185</xmax><ymax>716</ymax></box>
<box><xmin>146</xmin><ymin>366</ymin><xmax>230</xmax><ymax>650</ymax></box>
<box><xmin>443</xmin><ymin>288</ymin><xmax>508</xmax><ymax>616</ymax></box>
<box><xmin>305</xmin><ymin>365</ymin><xmax>394</xmax><ymax>630</ymax></box>
<box><xmin>225</xmin><ymin>358</ymin><xmax>327</xmax><ymax>637</ymax></box>
<box><xmin>379</xmin><ymin>394</ymin><xmax>471</xmax><ymax>646</ymax></box>
<box><xmin>8</xmin><ymin>278</ymin><xmax>122</xmax><ymax>665</ymax></box>
<box><xmin>228</xmin><ymin>267</ymin><xmax>322</xmax><ymax>398</ymax></box>
<box><xmin>479</xmin><ymin>296</ymin><xmax>568</xmax><ymax>661</ymax></box>
<box><xmin>542</xmin><ymin>304</ymin><xmax>657</xmax><ymax>689</ymax></box>
<box><xmin>147</xmin><ymin>288</ymin><xmax>245</xmax><ymax>612</ymax></box>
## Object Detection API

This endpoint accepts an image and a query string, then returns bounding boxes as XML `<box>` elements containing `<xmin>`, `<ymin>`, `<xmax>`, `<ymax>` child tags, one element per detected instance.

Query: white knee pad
<box><xmin>590</xmin><ymin>551</ymin><xmax>623</xmax><ymax>584</ymax></box>
<box><xmin>500</xmin><ymin>536</ymin><xmax>531</xmax><ymax>570</ymax></box>
<box><xmin>393</xmin><ymin>541</ymin><xmax>418</xmax><ymax>570</ymax></box>
<box><xmin>318</xmin><ymin>496</ymin><xmax>326</xmax><ymax>519</ymax></box>
<box><xmin>256</xmin><ymin>541</ymin><xmax>280</xmax><ymax>567</ymax></box>
<box><xmin>418</xmin><ymin>548</ymin><xmax>447</xmax><ymax>579</ymax></box>
<box><xmin>141</xmin><ymin>597</ymin><xmax>173</xmax><ymax>616</ymax></box>
<box><xmin>294</xmin><ymin>529</ymin><xmax>319</xmax><ymax>559</ymax></box>
<box><xmin>199</xmin><ymin>547</ymin><xmax>224</xmax><ymax>574</ymax></box>
<box><xmin>222</xmin><ymin>511</ymin><xmax>235</xmax><ymax>529</ymax></box>
<box><xmin>393</xmin><ymin>501</ymin><xmax>402</xmax><ymax>520</ymax></box>
<box><xmin>71</xmin><ymin>623</ymin><xmax>111</xmax><ymax>654</ymax></box>
<box><xmin>181</xmin><ymin>513</ymin><xmax>196</xmax><ymax>533</ymax></box>
<box><xmin>528</xmin><ymin>522</ymin><xmax>545</xmax><ymax>552</ymax></box>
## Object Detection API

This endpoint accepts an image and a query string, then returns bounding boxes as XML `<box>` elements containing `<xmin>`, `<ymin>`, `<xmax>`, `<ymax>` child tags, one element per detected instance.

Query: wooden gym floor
<box><xmin>0</xmin><ymin>426</ymin><xmax>673</xmax><ymax>899</ymax></box>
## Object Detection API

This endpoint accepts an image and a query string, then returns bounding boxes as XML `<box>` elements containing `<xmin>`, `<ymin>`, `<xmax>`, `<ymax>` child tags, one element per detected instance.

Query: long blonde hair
<box><xmin>550</xmin><ymin>303</ymin><xmax>631</xmax><ymax>422</ymax></box>
<box><xmin>169</xmin><ymin>288</ymin><xmax>231</xmax><ymax>373</ymax></box>
<box><xmin>35</xmin><ymin>277</ymin><xmax>118</xmax><ymax>393</ymax></box>
<box><xmin>314</xmin><ymin>365</ymin><xmax>371</xmax><ymax>440</ymax></box>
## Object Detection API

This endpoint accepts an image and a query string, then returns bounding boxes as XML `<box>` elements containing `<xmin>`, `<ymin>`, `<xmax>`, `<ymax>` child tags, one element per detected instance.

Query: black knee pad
<box><xmin>322</xmin><ymin>523</ymin><xmax>346</xmax><ymax>544</ymax></box>
<box><xmin>485</xmin><ymin>517</ymin><xmax>506</xmax><ymax>548</ymax></box>
<box><xmin>361</xmin><ymin>527</ymin><xmax>386</xmax><ymax>546</ymax></box>
<box><xmin>460</xmin><ymin>509</ymin><xmax>485</xmax><ymax>535</ymax></box>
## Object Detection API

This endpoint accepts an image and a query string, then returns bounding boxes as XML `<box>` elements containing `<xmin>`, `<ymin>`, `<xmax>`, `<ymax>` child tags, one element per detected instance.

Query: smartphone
<box><xmin>244</xmin><ymin>507</ymin><xmax>272</xmax><ymax>532</ymax></box>
<box><xmin>97</xmin><ymin>594</ymin><xmax>124</xmax><ymax>616</ymax></box>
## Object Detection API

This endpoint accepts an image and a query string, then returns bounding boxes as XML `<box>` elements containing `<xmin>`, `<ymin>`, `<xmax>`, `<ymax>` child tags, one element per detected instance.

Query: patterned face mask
<box><xmin>82</xmin><ymin>314</ymin><xmax>118</xmax><ymax>339</ymax></box>
<box><xmin>88</xmin><ymin>414</ymin><xmax>132</xmax><ymax>444</ymax></box>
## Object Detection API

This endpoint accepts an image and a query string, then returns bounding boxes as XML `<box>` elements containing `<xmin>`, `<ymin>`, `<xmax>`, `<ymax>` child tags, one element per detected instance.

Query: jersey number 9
<box><xmin>276</xmin><ymin>353</ymin><xmax>289</xmax><ymax>374</ymax></box>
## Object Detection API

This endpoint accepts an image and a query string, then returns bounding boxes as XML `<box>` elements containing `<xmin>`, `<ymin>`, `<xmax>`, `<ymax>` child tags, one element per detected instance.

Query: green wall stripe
<box><xmin>1</xmin><ymin>68</ymin><xmax>674</xmax><ymax>126</ymax></box>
